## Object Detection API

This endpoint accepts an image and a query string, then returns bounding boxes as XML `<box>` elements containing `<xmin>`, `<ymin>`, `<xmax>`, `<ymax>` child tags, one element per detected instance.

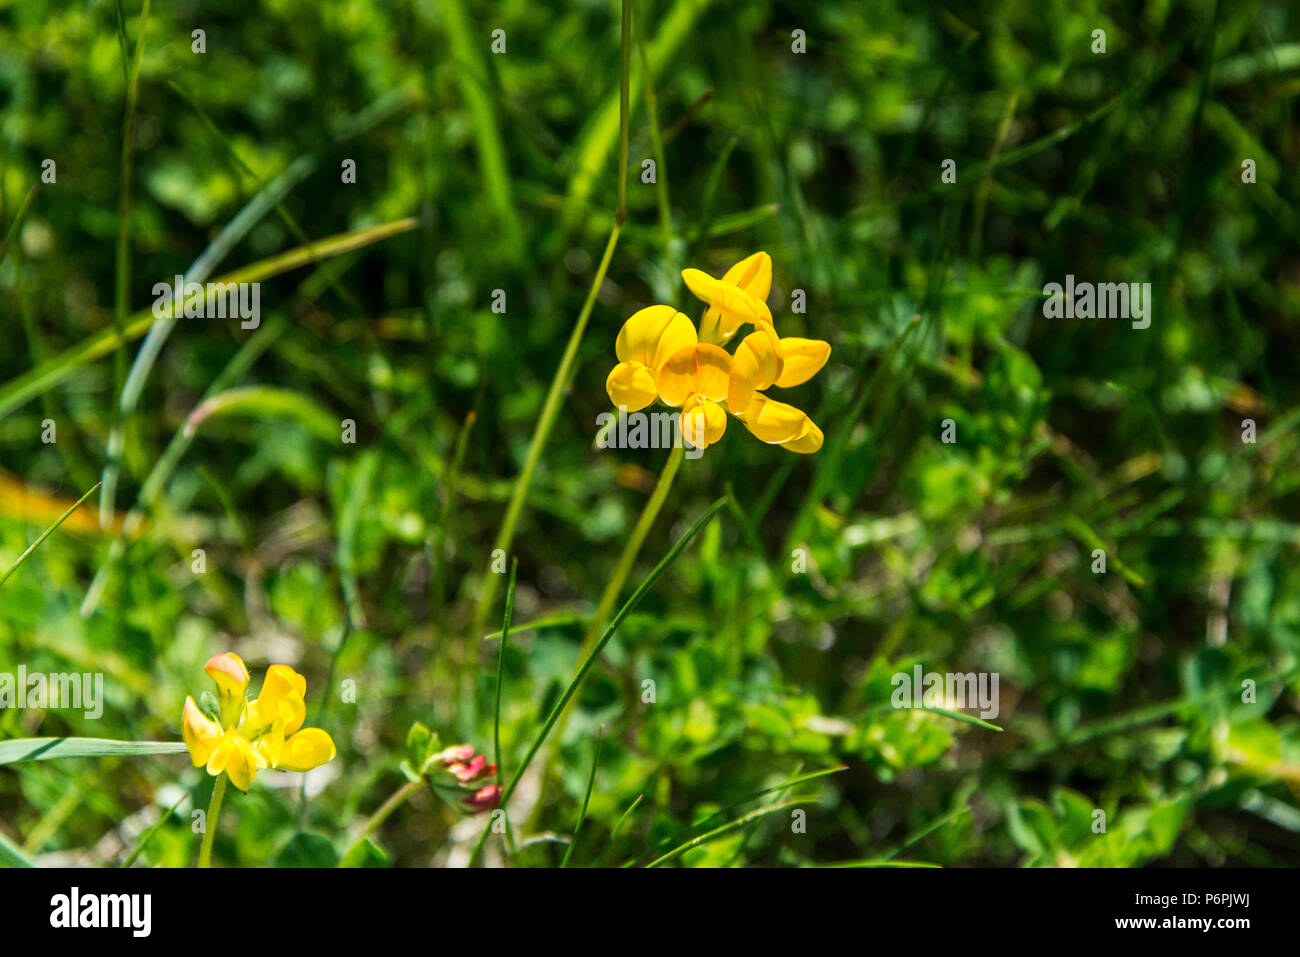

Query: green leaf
<box><xmin>0</xmin><ymin>738</ymin><xmax>189</xmax><ymax>766</ymax></box>
<box><xmin>339</xmin><ymin>837</ymin><xmax>388</xmax><ymax>868</ymax></box>
<box><xmin>274</xmin><ymin>832</ymin><xmax>339</xmax><ymax>868</ymax></box>
<box><xmin>0</xmin><ymin>829</ymin><xmax>34</xmax><ymax>868</ymax></box>
<box><xmin>406</xmin><ymin>722</ymin><xmax>433</xmax><ymax>766</ymax></box>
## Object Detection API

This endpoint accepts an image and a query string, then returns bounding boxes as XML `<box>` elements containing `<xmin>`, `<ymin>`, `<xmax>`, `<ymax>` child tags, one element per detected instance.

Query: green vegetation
<box><xmin>1</xmin><ymin>0</ymin><xmax>1298</xmax><ymax>867</ymax></box>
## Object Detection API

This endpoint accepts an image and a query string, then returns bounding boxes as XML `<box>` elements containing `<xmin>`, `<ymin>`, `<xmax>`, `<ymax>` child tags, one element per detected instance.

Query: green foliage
<box><xmin>1</xmin><ymin>0</ymin><xmax>1298</xmax><ymax>868</ymax></box>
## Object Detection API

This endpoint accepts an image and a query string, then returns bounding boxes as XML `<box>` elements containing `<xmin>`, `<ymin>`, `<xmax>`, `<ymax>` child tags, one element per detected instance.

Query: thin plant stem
<box><xmin>341</xmin><ymin>778</ymin><xmax>423</xmax><ymax>862</ymax></box>
<box><xmin>197</xmin><ymin>774</ymin><xmax>227</xmax><ymax>868</ymax></box>
<box><xmin>633</xmin><ymin>0</ymin><xmax>672</xmax><ymax>246</ymax></box>
<box><xmin>616</xmin><ymin>0</ymin><xmax>631</xmax><ymax>225</ymax></box>
<box><xmin>494</xmin><ymin>559</ymin><xmax>518</xmax><ymax>788</ymax></box>
<box><xmin>533</xmin><ymin>441</ymin><xmax>685</xmax><ymax>806</ymax></box>
<box><xmin>468</xmin><ymin>494</ymin><xmax>726</xmax><ymax>866</ymax></box>
<box><xmin>469</xmin><ymin>0</ymin><xmax>634</xmax><ymax>640</ymax></box>
<box><xmin>469</xmin><ymin>221</ymin><xmax>621</xmax><ymax>638</ymax></box>
<box><xmin>0</xmin><ymin>482</ymin><xmax>101</xmax><ymax>588</ymax></box>
<box><xmin>103</xmin><ymin>0</ymin><xmax>150</xmax><ymax>529</ymax></box>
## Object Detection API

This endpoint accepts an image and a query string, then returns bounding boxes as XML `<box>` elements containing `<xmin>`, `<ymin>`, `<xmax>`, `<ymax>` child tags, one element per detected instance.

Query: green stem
<box><xmin>468</xmin><ymin>494</ymin><xmax>727</xmax><ymax>867</ymax></box>
<box><xmin>468</xmin><ymin>0</ymin><xmax>634</xmax><ymax>641</ymax></box>
<box><xmin>616</xmin><ymin>0</ymin><xmax>631</xmax><ymax>225</ymax></box>
<box><xmin>469</xmin><ymin>222</ymin><xmax>622</xmax><ymax>638</ymax></box>
<box><xmin>546</xmin><ymin>442</ymin><xmax>684</xmax><ymax>746</ymax></box>
<box><xmin>197</xmin><ymin>773</ymin><xmax>227</xmax><ymax>868</ymax></box>
<box><xmin>340</xmin><ymin>778</ymin><xmax>424</xmax><ymax>862</ymax></box>
<box><xmin>526</xmin><ymin>443</ymin><xmax>684</xmax><ymax>827</ymax></box>
<box><xmin>494</xmin><ymin>560</ymin><xmax>518</xmax><ymax>788</ymax></box>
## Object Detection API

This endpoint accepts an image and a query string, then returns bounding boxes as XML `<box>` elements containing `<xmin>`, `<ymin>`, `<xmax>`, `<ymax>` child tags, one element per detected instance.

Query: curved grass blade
<box><xmin>560</xmin><ymin>727</ymin><xmax>603</xmax><ymax>868</ymax></box>
<box><xmin>502</xmin><ymin>495</ymin><xmax>726</xmax><ymax>804</ymax></box>
<box><xmin>100</xmin><ymin>153</ymin><xmax>317</xmax><ymax>525</ymax></box>
<box><xmin>469</xmin><ymin>495</ymin><xmax>728</xmax><ymax>866</ymax></box>
<box><xmin>183</xmin><ymin>385</ymin><xmax>340</xmax><ymax>442</ymax></box>
<box><xmin>594</xmin><ymin>793</ymin><xmax>643</xmax><ymax>866</ymax></box>
<box><xmin>880</xmin><ymin>802</ymin><xmax>971</xmax><ymax>863</ymax></box>
<box><xmin>0</xmin><ymin>218</ymin><xmax>417</xmax><ymax>419</ymax></box>
<box><xmin>635</xmin><ymin>765</ymin><xmax>846</xmax><ymax>866</ymax></box>
<box><xmin>481</xmin><ymin>612</ymin><xmax>586</xmax><ymax>641</ymax></box>
<box><xmin>0</xmin><ymin>829</ymin><xmax>34</xmax><ymax>868</ymax></box>
<box><xmin>645</xmin><ymin>797</ymin><xmax>818</xmax><ymax>868</ymax></box>
<box><xmin>338</xmin><ymin>449</ymin><xmax>380</xmax><ymax>628</ymax></box>
<box><xmin>821</xmin><ymin>860</ymin><xmax>941</xmax><ymax>868</ymax></box>
<box><xmin>920</xmin><ymin>706</ymin><xmax>1003</xmax><ymax>732</ymax></box>
<box><xmin>120</xmin><ymin>793</ymin><xmax>186</xmax><ymax>868</ymax></box>
<box><xmin>100</xmin><ymin>85</ymin><xmax>416</xmax><ymax>520</ymax></box>
<box><xmin>0</xmin><ymin>738</ymin><xmax>188</xmax><ymax>766</ymax></box>
<box><xmin>0</xmin><ymin>481</ymin><xmax>100</xmax><ymax>588</ymax></box>
<box><xmin>80</xmin><ymin>318</ymin><xmax>285</xmax><ymax>617</ymax></box>
<box><xmin>0</xmin><ymin>183</ymin><xmax>39</xmax><ymax>268</ymax></box>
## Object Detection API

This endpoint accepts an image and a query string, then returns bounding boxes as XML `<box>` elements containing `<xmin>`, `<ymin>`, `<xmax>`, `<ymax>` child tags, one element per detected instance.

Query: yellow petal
<box><xmin>680</xmin><ymin>397</ymin><xmax>727</xmax><ymax>450</ymax></box>
<box><xmin>605</xmin><ymin>361</ymin><xmax>658</xmax><ymax>412</ymax></box>
<box><xmin>683</xmin><ymin>268</ymin><xmax>772</xmax><ymax>343</ymax></box>
<box><xmin>651</xmin><ymin>311</ymin><xmax>698</xmax><ymax>372</ymax></box>
<box><xmin>780</xmin><ymin>419</ymin><xmax>824</xmax><ymax>453</ymax></box>
<box><xmin>727</xmin><ymin>329</ymin><xmax>785</xmax><ymax>413</ymax></box>
<box><xmin>615</xmin><ymin>306</ymin><xmax>696</xmax><ymax>368</ymax></box>
<box><xmin>740</xmin><ymin>393</ymin><xmax>815</xmax><ymax>445</ymax></box>
<box><xmin>182</xmin><ymin>697</ymin><xmax>223</xmax><ymax>767</ymax></box>
<box><xmin>277</xmin><ymin>728</ymin><xmax>337</xmax><ymax>772</ymax></box>
<box><xmin>223</xmin><ymin>735</ymin><xmax>262</xmax><ymax>791</ymax></box>
<box><xmin>700</xmin><ymin>253</ymin><xmax>772</xmax><ymax>344</ymax></box>
<box><xmin>775</xmin><ymin>338</ymin><xmax>831</xmax><ymax>388</ymax></box>
<box><xmin>721</xmin><ymin>251</ymin><xmax>772</xmax><ymax>302</ymax></box>
<box><xmin>205</xmin><ymin>730</ymin><xmax>235</xmax><ymax>777</ymax></box>
<box><xmin>254</xmin><ymin>721</ymin><xmax>286</xmax><ymax>769</ymax></box>
<box><xmin>253</xmin><ymin>665</ymin><xmax>307</xmax><ymax>737</ymax></box>
<box><xmin>204</xmin><ymin>653</ymin><xmax>249</xmax><ymax>700</ymax></box>
<box><xmin>656</xmin><ymin>344</ymin><xmax>732</xmax><ymax>406</ymax></box>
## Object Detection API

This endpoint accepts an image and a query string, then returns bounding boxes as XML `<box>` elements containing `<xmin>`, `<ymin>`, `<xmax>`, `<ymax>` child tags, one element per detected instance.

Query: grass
<box><xmin>0</xmin><ymin>0</ymin><xmax>1298</xmax><ymax>870</ymax></box>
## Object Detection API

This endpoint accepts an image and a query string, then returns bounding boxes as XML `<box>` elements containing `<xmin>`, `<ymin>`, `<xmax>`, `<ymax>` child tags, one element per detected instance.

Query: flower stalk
<box><xmin>197</xmin><ymin>774</ymin><xmax>226</xmax><ymax>869</ymax></box>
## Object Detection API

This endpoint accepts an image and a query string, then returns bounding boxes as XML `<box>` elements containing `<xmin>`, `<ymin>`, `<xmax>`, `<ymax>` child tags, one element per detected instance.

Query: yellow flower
<box><xmin>684</xmin><ymin>253</ymin><xmax>831</xmax><ymax>454</ymax></box>
<box><xmin>726</xmin><ymin>328</ymin><xmax>830</xmax><ymax>453</ymax></box>
<box><xmin>655</xmin><ymin>343</ymin><xmax>733</xmax><ymax>451</ymax></box>
<box><xmin>736</xmin><ymin>390</ymin><xmax>825</xmax><ymax>454</ymax></box>
<box><xmin>682</xmin><ymin>252</ymin><xmax>774</xmax><ymax>345</ymax></box>
<box><xmin>602</xmin><ymin>251</ymin><xmax>831</xmax><ymax>455</ymax></box>
<box><xmin>182</xmin><ymin>654</ymin><xmax>336</xmax><ymax>791</ymax></box>
<box><xmin>605</xmin><ymin>305</ymin><xmax>697</xmax><ymax>412</ymax></box>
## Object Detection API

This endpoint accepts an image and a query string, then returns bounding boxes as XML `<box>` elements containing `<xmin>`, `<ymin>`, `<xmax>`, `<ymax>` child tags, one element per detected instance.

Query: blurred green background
<box><xmin>1</xmin><ymin>0</ymin><xmax>1299</xmax><ymax>867</ymax></box>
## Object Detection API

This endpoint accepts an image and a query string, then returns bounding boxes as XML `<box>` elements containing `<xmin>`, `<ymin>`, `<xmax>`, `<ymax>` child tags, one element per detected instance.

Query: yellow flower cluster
<box><xmin>182</xmin><ymin>653</ymin><xmax>336</xmax><ymax>791</ymax></box>
<box><xmin>605</xmin><ymin>252</ymin><xmax>830</xmax><ymax>453</ymax></box>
